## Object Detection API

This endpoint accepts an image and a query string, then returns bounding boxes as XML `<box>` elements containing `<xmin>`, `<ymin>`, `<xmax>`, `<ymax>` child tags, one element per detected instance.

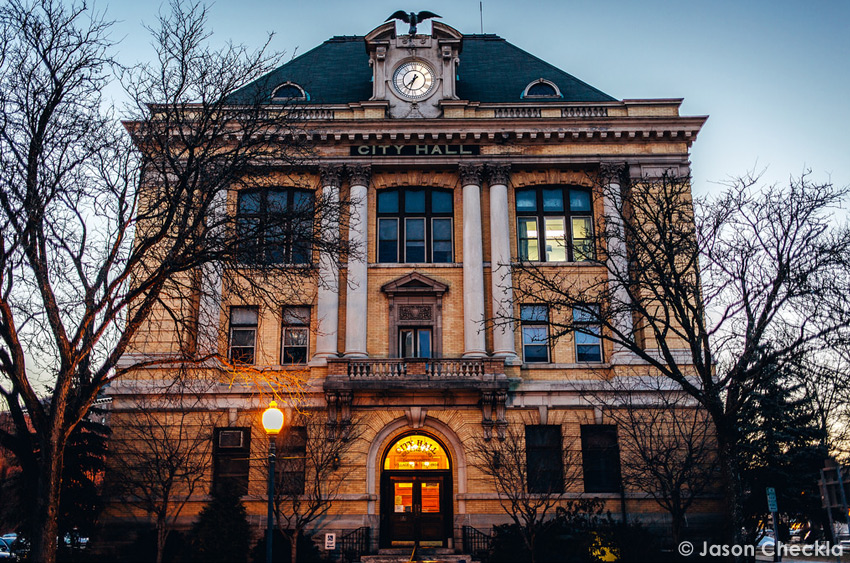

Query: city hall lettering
<box><xmin>351</xmin><ymin>144</ymin><xmax>479</xmax><ymax>156</ymax></box>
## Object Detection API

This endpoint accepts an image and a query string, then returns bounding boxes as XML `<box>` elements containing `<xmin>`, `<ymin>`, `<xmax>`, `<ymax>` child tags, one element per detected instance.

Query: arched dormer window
<box><xmin>271</xmin><ymin>82</ymin><xmax>309</xmax><ymax>101</ymax></box>
<box><xmin>521</xmin><ymin>78</ymin><xmax>562</xmax><ymax>99</ymax></box>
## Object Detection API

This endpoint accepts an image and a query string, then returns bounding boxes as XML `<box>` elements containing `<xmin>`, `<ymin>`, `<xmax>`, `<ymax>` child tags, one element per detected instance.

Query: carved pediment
<box><xmin>431</xmin><ymin>22</ymin><xmax>463</xmax><ymax>43</ymax></box>
<box><xmin>381</xmin><ymin>272</ymin><xmax>448</xmax><ymax>296</ymax></box>
<box><xmin>365</xmin><ymin>21</ymin><xmax>396</xmax><ymax>44</ymax></box>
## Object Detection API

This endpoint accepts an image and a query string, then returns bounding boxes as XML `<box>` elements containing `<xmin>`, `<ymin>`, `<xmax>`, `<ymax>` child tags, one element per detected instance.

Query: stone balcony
<box><xmin>324</xmin><ymin>357</ymin><xmax>509</xmax><ymax>391</ymax></box>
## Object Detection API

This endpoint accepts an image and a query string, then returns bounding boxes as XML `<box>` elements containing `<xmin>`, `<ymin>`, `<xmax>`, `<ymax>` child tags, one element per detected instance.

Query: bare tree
<box><xmin>595</xmin><ymin>375</ymin><xmax>718</xmax><ymax>545</ymax></box>
<box><xmin>271</xmin><ymin>415</ymin><xmax>360</xmax><ymax>563</ymax></box>
<box><xmin>469</xmin><ymin>426</ymin><xmax>580</xmax><ymax>563</ymax></box>
<box><xmin>0</xmin><ymin>1</ymin><xmax>348</xmax><ymax>561</ymax></box>
<box><xmin>786</xmin><ymin>348</ymin><xmax>850</xmax><ymax>458</ymax></box>
<box><xmin>108</xmin><ymin>386</ymin><xmax>218</xmax><ymax>563</ymax></box>
<box><xmin>508</xmin><ymin>167</ymin><xmax>850</xmax><ymax>546</ymax></box>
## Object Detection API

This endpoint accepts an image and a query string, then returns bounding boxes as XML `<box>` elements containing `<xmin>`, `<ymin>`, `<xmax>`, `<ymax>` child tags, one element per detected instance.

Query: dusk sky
<box><xmin>105</xmin><ymin>0</ymin><xmax>849</xmax><ymax>197</ymax></box>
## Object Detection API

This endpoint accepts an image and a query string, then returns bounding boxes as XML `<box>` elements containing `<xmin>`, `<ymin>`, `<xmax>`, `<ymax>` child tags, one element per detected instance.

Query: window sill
<box><xmin>230</xmin><ymin>364</ymin><xmax>310</xmax><ymax>370</ymax></box>
<box><xmin>511</xmin><ymin>260</ymin><xmax>599</xmax><ymax>267</ymax></box>
<box><xmin>234</xmin><ymin>263</ymin><xmax>314</xmax><ymax>269</ymax></box>
<box><xmin>369</xmin><ymin>263</ymin><xmax>462</xmax><ymax>268</ymax></box>
<box><xmin>521</xmin><ymin>362</ymin><xmax>610</xmax><ymax>369</ymax></box>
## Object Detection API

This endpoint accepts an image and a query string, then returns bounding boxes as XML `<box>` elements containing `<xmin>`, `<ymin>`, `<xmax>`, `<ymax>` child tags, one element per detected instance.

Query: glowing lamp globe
<box><xmin>262</xmin><ymin>401</ymin><xmax>284</xmax><ymax>435</ymax></box>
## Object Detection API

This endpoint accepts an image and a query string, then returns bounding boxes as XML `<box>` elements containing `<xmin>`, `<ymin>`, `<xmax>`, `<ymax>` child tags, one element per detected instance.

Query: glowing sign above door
<box><xmin>384</xmin><ymin>434</ymin><xmax>449</xmax><ymax>470</ymax></box>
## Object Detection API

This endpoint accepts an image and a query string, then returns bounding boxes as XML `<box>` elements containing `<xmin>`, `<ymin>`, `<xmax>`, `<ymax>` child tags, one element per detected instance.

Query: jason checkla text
<box><xmin>682</xmin><ymin>541</ymin><xmax>844</xmax><ymax>558</ymax></box>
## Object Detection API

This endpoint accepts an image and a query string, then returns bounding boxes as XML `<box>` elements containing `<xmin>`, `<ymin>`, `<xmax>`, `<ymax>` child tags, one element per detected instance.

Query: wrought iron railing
<box><xmin>338</xmin><ymin>526</ymin><xmax>370</xmax><ymax>562</ymax></box>
<box><xmin>462</xmin><ymin>525</ymin><xmax>493</xmax><ymax>563</ymax></box>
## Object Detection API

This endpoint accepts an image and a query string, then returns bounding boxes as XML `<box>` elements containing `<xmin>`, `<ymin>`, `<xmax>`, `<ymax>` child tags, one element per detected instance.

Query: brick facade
<box><xmin>103</xmin><ymin>17</ymin><xmax>719</xmax><ymax>556</ymax></box>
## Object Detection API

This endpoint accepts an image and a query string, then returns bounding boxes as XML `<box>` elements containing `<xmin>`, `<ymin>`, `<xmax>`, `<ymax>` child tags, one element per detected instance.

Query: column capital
<box><xmin>486</xmin><ymin>163</ymin><xmax>511</xmax><ymax>186</ymax></box>
<box><xmin>319</xmin><ymin>164</ymin><xmax>344</xmax><ymax>187</ymax></box>
<box><xmin>346</xmin><ymin>164</ymin><xmax>371</xmax><ymax>187</ymax></box>
<box><xmin>458</xmin><ymin>163</ymin><xmax>483</xmax><ymax>186</ymax></box>
<box><xmin>599</xmin><ymin>162</ymin><xmax>628</xmax><ymax>185</ymax></box>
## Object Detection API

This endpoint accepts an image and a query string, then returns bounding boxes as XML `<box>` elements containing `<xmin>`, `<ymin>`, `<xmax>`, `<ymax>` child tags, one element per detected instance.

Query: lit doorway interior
<box><xmin>380</xmin><ymin>433</ymin><xmax>452</xmax><ymax>548</ymax></box>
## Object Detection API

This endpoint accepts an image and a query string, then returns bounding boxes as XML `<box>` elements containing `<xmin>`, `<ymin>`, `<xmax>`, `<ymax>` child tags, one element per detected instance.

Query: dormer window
<box><xmin>521</xmin><ymin>79</ymin><xmax>562</xmax><ymax>99</ymax></box>
<box><xmin>271</xmin><ymin>82</ymin><xmax>309</xmax><ymax>101</ymax></box>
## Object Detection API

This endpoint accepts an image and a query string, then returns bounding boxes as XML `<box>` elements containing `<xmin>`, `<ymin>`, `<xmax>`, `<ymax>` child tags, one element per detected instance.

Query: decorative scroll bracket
<box><xmin>325</xmin><ymin>391</ymin><xmax>353</xmax><ymax>441</ymax></box>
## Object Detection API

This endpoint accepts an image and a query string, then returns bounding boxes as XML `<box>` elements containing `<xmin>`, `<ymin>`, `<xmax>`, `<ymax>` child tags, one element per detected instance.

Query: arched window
<box><xmin>377</xmin><ymin>188</ymin><xmax>454</xmax><ymax>263</ymax></box>
<box><xmin>521</xmin><ymin>79</ymin><xmax>562</xmax><ymax>99</ymax></box>
<box><xmin>383</xmin><ymin>434</ymin><xmax>450</xmax><ymax>471</ymax></box>
<box><xmin>515</xmin><ymin>186</ymin><xmax>594</xmax><ymax>262</ymax></box>
<box><xmin>271</xmin><ymin>82</ymin><xmax>308</xmax><ymax>101</ymax></box>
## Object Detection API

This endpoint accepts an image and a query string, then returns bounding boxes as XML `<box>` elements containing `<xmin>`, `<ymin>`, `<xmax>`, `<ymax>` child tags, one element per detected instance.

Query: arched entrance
<box><xmin>380</xmin><ymin>432</ymin><xmax>453</xmax><ymax>548</ymax></box>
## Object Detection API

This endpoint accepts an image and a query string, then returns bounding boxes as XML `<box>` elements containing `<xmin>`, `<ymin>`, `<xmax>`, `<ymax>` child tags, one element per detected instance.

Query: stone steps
<box><xmin>361</xmin><ymin>547</ymin><xmax>478</xmax><ymax>563</ymax></box>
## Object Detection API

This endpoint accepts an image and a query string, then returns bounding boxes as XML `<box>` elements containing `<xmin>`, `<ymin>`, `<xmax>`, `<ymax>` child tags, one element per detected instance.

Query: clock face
<box><xmin>392</xmin><ymin>61</ymin><xmax>435</xmax><ymax>100</ymax></box>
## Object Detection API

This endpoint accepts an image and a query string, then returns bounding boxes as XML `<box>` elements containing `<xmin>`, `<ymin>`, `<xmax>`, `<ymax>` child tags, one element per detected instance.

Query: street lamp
<box><xmin>262</xmin><ymin>401</ymin><xmax>284</xmax><ymax>563</ymax></box>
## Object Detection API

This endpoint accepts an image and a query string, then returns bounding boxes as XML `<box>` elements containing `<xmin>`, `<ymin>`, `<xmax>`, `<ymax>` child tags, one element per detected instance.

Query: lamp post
<box><xmin>262</xmin><ymin>401</ymin><xmax>284</xmax><ymax>563</ymax></box>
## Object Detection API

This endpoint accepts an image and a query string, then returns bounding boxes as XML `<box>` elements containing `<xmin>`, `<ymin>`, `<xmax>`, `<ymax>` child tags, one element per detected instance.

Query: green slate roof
<box><xmin>229</xmin><ymin>33</ymin><xmax>615</xmax><ymax>105</ymax></box>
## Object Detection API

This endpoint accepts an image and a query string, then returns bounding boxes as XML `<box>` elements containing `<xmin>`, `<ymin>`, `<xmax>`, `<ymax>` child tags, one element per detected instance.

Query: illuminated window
<box><xmin>515</xmin><ymin>186</ymin><xmax>594</xmax><ymax>262</ymax></box>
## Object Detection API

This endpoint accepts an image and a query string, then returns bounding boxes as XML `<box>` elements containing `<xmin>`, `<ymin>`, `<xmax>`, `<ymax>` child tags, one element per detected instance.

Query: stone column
<box><xmin>344</xmin><ymin>165</ymin><xmax>371</xmax><ymax>357</ymax></box>
<box><xmin>311</xmin><ymin>165</ymin><xmax>342</xmax><ymax>365</ymax></box>
<box><xmin>604</xmin><ymin>172</ymin><xmax>636</xmax><ymax>363</ymax></box>
<box><xmin>460</xmin><ymin>164</ymin><xmax>487</xmax><ymax>358</ymax></box>
<box><xmin>487</xmin><ymin>164</ymin><xmax>519</xmax><ymax>364</ymax></box>
<box><xmin>196</xmin><ymin>188</ymin><xmax>227</xmax><ymax>357</ymax></box>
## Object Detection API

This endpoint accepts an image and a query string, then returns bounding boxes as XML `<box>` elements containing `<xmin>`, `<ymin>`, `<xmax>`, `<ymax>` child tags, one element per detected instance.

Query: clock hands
<box><xmin>393</xmin><ymin>62</ymin><xmax>433</xmax><ymax>99</ymax></box>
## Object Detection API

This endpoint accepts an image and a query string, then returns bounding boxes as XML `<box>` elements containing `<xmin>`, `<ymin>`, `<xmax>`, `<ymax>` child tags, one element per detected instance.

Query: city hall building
<box><xmin>104</xmin><ymin>16</ymin><xmax>714</xmax><ymax>557</ymax></box>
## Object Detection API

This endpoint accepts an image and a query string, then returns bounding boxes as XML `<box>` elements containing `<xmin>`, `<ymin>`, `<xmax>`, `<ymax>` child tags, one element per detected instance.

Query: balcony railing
<box><xmin>325</xmin><ymin>357</ymin><xmax>508</xmax><ymax>390</ymax></box>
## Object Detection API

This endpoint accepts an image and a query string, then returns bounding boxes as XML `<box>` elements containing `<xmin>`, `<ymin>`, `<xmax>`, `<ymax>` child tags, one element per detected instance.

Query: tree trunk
<box><xmin>671</xmin><ymin>501</ymin><xmax>684</xmax><ymax>547</ymax></box>
<box><xmin>156</xmin><ymin>513</ymin><xmax>169</xmax><ymax>563</ymax></box>
<box><xmin>29</xmin><ymin>430</ymin><xmax>65</xmax><ymax>563</ymax></box>
<box><xmin>290</xmin><ymin>529</ymin><xmax>298</xmax><ymax>563</ymax></box>
<box><xmin>716</xmin><ymin>424</ymin><xmax>746</xmax><ymax>553</ymax></box>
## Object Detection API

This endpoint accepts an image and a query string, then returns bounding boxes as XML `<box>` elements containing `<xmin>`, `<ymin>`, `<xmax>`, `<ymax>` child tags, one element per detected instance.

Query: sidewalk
<box><xmin>755</xmin><ymin>551</ymin><xmax>849</xmax><ymax>563</ymax></box>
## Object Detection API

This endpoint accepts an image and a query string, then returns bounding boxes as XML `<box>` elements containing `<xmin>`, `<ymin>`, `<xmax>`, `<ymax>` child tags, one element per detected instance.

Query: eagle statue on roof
<box><xmin>385</xmin><ymin>11</ymin><xmax>441</xmax><ymax>36</ymax></box>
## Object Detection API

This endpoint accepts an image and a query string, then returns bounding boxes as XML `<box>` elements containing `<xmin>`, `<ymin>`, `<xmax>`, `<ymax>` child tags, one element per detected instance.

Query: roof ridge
<box><xmin>463</xmin><ymin>33</ymin><xmax>503</xmax><ymax>40</ymax></box>
<box><xmin>326</xmin><ymin>35</ymin><xmax>365</xmax><ymax>43</ymax></box>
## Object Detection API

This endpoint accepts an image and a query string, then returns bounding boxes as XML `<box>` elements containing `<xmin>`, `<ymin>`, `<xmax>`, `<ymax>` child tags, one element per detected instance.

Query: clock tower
<box><xmin>365</xmin><ymin>20</ymin><xmax>462</xmax><ymax>118</ymax></box>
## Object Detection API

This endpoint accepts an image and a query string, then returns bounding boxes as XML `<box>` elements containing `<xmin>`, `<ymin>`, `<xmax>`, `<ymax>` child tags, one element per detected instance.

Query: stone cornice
<box><xmin>274</xmin><ymin>116</ymin><xmax>708</xmax><ymax>147</ymax></box>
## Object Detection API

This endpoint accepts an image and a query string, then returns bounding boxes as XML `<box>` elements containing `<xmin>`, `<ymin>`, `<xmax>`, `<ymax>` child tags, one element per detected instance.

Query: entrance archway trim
<box><xmin>366</xmin><ymin>416</ymin><xmax>467</xmax><ymax>515</ymax></box>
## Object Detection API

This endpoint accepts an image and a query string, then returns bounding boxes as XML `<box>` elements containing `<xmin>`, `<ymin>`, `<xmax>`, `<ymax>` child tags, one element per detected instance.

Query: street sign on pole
<box><xmin>766</xmin><ymin>487</ymin><xmax>781</xmax><ymax>562</ymax></box>
<box><xmin>766</xmin><ymin>487</ymin><xmax>778</xmax><ymax>513</ymax></box>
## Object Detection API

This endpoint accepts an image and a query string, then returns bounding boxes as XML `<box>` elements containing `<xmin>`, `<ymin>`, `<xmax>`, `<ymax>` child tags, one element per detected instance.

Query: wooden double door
<box><xmin>381</xmin><ymin>472</ymin><xmax>451</xmax><ymax>547</ymax></box>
